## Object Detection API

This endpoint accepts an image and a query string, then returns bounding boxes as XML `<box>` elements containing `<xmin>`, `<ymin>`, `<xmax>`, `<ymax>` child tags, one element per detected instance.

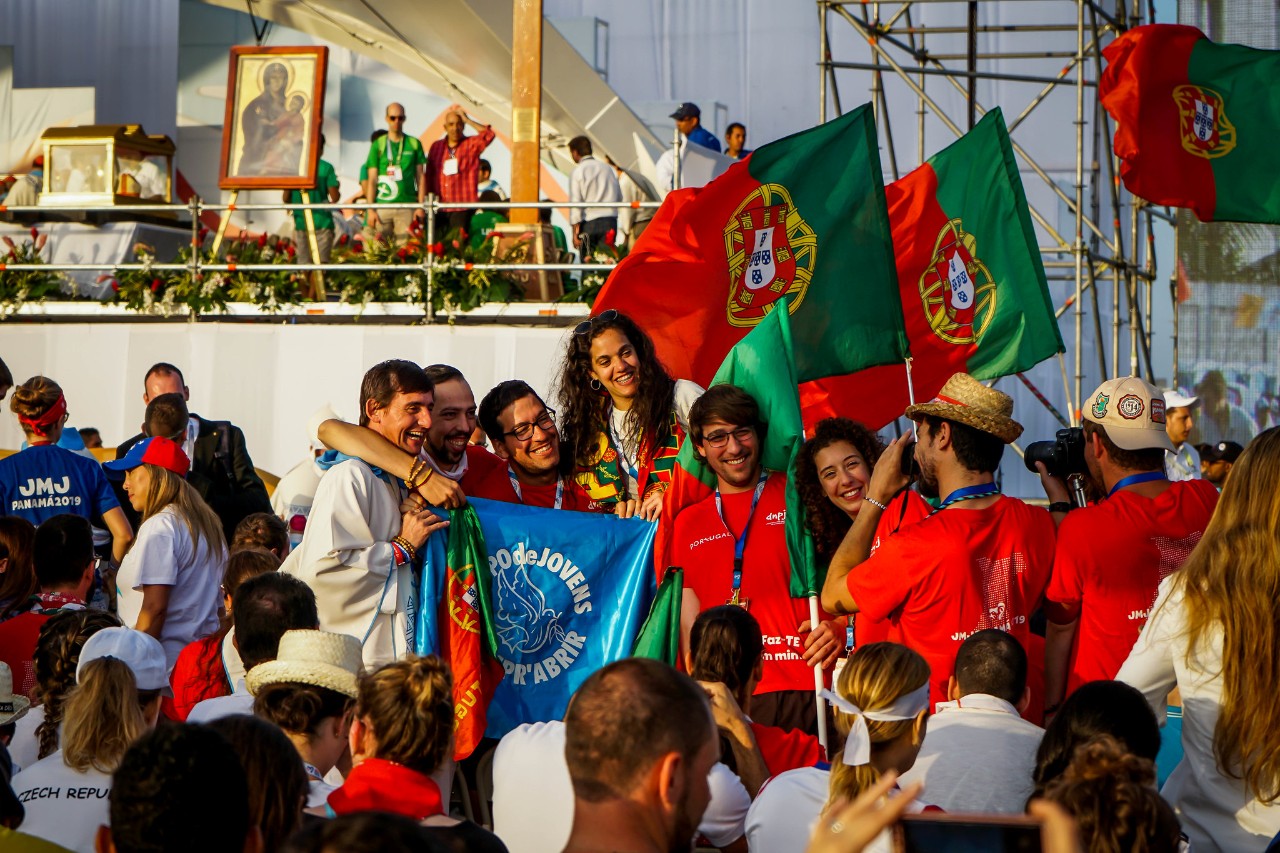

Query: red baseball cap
<box><xmin>104</xmin><ymin>436</ymin><xmax>190</xmax><ymax>478</ymax></box>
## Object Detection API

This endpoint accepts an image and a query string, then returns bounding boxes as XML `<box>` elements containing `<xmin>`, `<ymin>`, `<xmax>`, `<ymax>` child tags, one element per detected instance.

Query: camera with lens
<box><xmin>1023</xmin><ymin>427</ymin><xmax>1086</xmax><ymax>479</ymax></box>
<box><xmin>900</xmin><ymin>441</ymin><xmax>917</xmax><ymax>476</ymax></box>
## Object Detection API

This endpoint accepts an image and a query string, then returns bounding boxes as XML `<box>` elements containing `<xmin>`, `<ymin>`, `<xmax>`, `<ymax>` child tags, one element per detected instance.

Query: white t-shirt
<box><xmin>1118</xmin><ymin>576</ymin><xmax>1280</xmax><ymax>851</ymax></box>
<box><xmin>492</xmin><ymin>720</ymin><xmax>749</xmax><ymax>853</ymax></box>
<box><xmin>116</xmin><ymin>506</ymin><xmax>224</xmax><ymax>669</ymax></box>
<box><xmin>10</xmin><ymin>751</ymin><xmax>111</xmax><ymax>853</ymax></box>
<box><xmin>186</xmin><ymin>679</ymin><xmax>254</xmax><ymax>723</ymax></box>
<box><xmin>746</xmin><ymin>767</ymin><xmax>923</xmax><ymax>853</ymax></box>
<box><xmin>8</xmin><ymin>704</ymin><xmax>47</xmax><ymax>772</ymax></box>
<box><xmin>608</xmin><ymin>379</ymin><xmax>704</xmax><ymax>501</ymax></box>
<box><xmin>897</xmin><ymin>694</ymin><xmax>1043</xmax><ymax>814</ymax></box>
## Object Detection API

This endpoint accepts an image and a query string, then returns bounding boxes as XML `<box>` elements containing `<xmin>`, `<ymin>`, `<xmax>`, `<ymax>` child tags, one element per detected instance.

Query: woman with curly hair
<box><xmin>8</xmin><ymin>608</ymin><xmax>120</xmax><ymax>770</ymax></box>
<box><xmin>555</xmin><ymin>310</ymin><xmax>703</xmax><ymax>520</ymax></box>
<box><xmin>332</xmin><ymin>654</ymin><xmax>508</xmax><ymax>852</ymax></box>
<box><xmin>1119</xmin><ymin>425</ymin><xmax>1280</xmax><ymax>850</ymax></box>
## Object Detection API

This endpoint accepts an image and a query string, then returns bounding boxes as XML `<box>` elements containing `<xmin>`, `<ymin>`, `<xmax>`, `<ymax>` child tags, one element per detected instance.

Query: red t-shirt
<box><xmin>855</xmin><ymin>490</ymin><xmax>933</xmax><ymax>647</ymax></box>
<box><xmin>468</xmin><ymin>465</ymin><xmax>601</xmax><ymax>512</ymax></box>
<box><xmin>1045</xmin><ymin>478</ymin><xmax>1218</xmax><ymax>695</ymax></box>
<box><xmin>0</xmin><ymin>611</ymin><xmax>50</xmax><ymax>698</ymax></box>
<box><xmin>451</xmin><ymin>445</ymin><xmax>504</xmax><ymax>495</ymax></box>
<box><xmin>848</xmin><ymin>496</ymin><xmax>1055</xmax><ymax>709</ymax></box>
<box><xmin>165</xmin><ymin>634</ymin><xmax>229</xmax><ymax>721</ymax></box>
<box><xmin>673</xmin><ymin>473</ymin><xmax>830</xmax><ymax>695</ymax></box>
<box><xmin>750</xmin><ymin>721</ymin><xmax>825</xmax><ymax>778</ymax></box>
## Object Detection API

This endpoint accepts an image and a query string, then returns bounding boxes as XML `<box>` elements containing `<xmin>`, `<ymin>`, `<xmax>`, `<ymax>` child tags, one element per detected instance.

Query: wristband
<box><xmin>390</xmin><ymin>542</ymin><xmax>409</xmax><ymax>566</ymax></box>
<box><xmin>392</xmin><ymin>536</ymin><xmax>417</xmax><ymax>563</ymax></box>
<box><xmin>1048</xmin><ymin>502</ymin><xmax>1073</xmax><ymax>514</ymax></box>
<box><xmin>863</xmin><ymin>496</ymin><xmax>889</xmax><ymax>511</ymax></box>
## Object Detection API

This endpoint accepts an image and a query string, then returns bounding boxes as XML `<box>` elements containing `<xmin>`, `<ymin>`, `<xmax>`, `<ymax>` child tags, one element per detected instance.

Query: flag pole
<box><xmin>809</xmin><ymin>595</ymin><xmax>829</xmax><ymax>752</ymax></box>
<box><xmin>904</xmin><ymin>356</ymin><xmax>916</xmax><ymax>406</ymax></box>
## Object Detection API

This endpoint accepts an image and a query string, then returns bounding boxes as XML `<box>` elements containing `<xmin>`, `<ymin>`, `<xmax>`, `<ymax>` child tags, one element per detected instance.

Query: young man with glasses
<box><xmin>473</xmin><ymin>380</ymin><xmax>600</xmax><ymax>511</ymax></box>
<box><xmin>363</xmin><ymin>102</ymin><xmax>428</xmax><ymax>245</ymax></box>
<box><xmin>671</xmin><ymin>385</ymin><xmax>842</xmax><ymax>735</ymax></box>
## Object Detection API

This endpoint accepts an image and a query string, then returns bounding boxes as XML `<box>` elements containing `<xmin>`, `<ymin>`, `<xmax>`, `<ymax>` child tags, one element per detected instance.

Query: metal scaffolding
<box><xmin>817</xmin><ymin>0</ymin><xmax>1163</xmax><ymax>424</ymax></box>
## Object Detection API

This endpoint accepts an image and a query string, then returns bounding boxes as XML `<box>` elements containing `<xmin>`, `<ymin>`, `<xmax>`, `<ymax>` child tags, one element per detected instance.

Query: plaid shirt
<box><xmin>427</xmin><ymin>127</ymin><xmax>496</xmax><ymax>211</ymax></box>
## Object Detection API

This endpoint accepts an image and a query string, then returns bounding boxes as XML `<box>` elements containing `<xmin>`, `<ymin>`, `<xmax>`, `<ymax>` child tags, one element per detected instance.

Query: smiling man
<box><xmin>670</xmin><ymin>385</ymin><xmax>841</xmax><ymax>735</ymax></box>
<box><xmin>473</xmin><ymin>380</ymin><xmax>600</xmax><ymax>511</ymax></box>
<box><xmin>282</xmin><ymin>360</ymin><xmax>450</xmax><ymax>669</ymax></box>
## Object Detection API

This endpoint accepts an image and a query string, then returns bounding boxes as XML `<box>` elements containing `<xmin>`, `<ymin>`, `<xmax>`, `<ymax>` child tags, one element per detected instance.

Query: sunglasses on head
<box><xmin>573</xmin><ymin>308</ymin><xmax>619</xmax><ymax>337</ymax></box>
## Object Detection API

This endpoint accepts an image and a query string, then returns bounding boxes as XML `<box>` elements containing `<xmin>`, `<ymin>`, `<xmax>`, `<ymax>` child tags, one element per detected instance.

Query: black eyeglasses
<box><xmin>504</xmin><ymin>408</ymin><xmax>557</xmax><ymax>442</ymax></box>
<box><xmin>573</xmin><ymin>308</ymin><xmax>618</xmax><ymax>337</ymax></box>
<box><xmin>701</xmin><ymin>426</ymin><xmax>755</xmax><ymax>448</ymax></box>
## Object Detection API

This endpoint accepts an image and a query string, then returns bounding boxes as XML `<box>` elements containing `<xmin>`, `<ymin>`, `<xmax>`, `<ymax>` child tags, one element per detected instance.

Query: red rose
<box><xmin>257</xmin><ymin>233</ymin><xmax>268</xmax><ymax>247</ymax></box>
<box><xmin>151</xmin><ymin>278</ymin><xmax>162</xmax><ymax>292</ymax></box>
<box><xmin>459</xmin><ymin>229</ymin><xmax>469</xmax><ymax>241</ymax></box>
<box><xmin>431</xmin><ymin>242</ymin><xmax>444</xmax><ymax>255</ymax></box>
<box><xmin>286</xmin><ymin>244</ymin><xmax>296</xmax><ymax>256</ymax></box>
<box><xmin>605</xmin><ymin>228</ymin><xmax>616</xmax><ymax>245</ymax></box>
<box><xmin>396</xmin><ymin>248</ymin><xmax>408</xmax><ymax>261</ymax></box>
<box><xmin>29</xmin><ymin>226</ymin><xmax>38</xmax><ymax>239</ymax></box>
<box><xmin>337</xmin><ymin>233</ymin><xmax>349</xmax><ymax>246</ymax></box>
<box><xmin>198</xmin><ymin>228</ymin><xmax>209</xmax><ymax>242</ymax></box>
<box><xmin>111</xmin><ymin>281</ymin><xmax>120</xmax><ymax>292</ymax></box>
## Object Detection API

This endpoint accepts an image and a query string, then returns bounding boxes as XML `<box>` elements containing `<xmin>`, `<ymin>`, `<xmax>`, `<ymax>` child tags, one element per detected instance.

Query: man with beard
<box><xmin>820</xmin><ymin>373</ymin><xmax>1055</xmax><ymax>711</ymax></box>
<box><xmin>282</xmin><ymin>360</ymin><xmax>450</xmax><ymax>668</ymax></box>
<box><xmin>671</xmin><ymin>385</ymin><xmax>841</xmax><ymax>734</ymax></box>
<box><xmin>562</xmin><ymin>658</ymin><xmax>720</xmax><ymax>853</ymax></box>
<box><xmin>1039</xmin><ymin>376</ymin><xmax>1218</xmax><ymax>714</ymax></box>
<box><xmin>314</xmin><ymin>364</ymin><xmax>484</xmax><ymax>504</ymax></box>
<box><xmin>472</xmin><ymin>380</ymin><xmax>600</xmax><ymax>511</ymax></box>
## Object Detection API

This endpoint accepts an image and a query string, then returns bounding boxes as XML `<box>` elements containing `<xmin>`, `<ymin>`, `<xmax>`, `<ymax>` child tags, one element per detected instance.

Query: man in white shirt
<box><xmin>187</xmin><ymin>573</ymin><xmax>318</xmax><ymax>722</ymax></box>
<box><xmin>282</xmin><ymin>360</ymin><xmax>449</xmax><ymax>669</ymax></box>
<box><xmin>567</xmin><ymin>135</ymin><xmax>621</xmax><ymax>255</ymax></box>
<box><xmin>898</xmin><ymin>629</ymin><xmax>1044</xmax><ymax>814</ymax></box>
<box><xmin>1163</xmin><ymin>389</ymin><xmax>1201</xmax><ymax>482</ymax></box>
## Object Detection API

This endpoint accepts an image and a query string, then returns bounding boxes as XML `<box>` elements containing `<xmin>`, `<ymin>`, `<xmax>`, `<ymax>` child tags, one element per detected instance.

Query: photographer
<box><xmin>821</xmin><ymin>373</ymin><xmax>1055</xmax><ymax>712</ymax></box>
<box><xmin>1039</xmin><ymin>377</ymin><xmax>1218</xmax><ymax>718</ymax></box>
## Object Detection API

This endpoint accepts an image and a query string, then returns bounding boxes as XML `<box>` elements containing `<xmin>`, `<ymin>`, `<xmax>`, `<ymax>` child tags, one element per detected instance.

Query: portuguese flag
<box><xmin>653</xmin><ymin>307</ymin><xmax>818</xmax><ymax>599</ymax></box>
<box><xmin>800</xmin><ymin>108</ymin><xmax>1062</xmax><ymax>431</ymax></box>
<box><xmin>594</xmin><ymin>105</ymin><xmax>907</xmax><ymax>386</ymax></box>
<box><xmin>1100</xmin><ymin>24</ymin><xmax>1280</xmax><ymax>223</ymax></box>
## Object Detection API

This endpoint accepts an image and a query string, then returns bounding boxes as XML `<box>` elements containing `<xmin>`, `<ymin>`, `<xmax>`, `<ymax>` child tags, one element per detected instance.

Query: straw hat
<box><xmin>0</xmin><ymin>661</ymin><xmax>31</xmax><ymax>725</ymax></box>
<box><xmin>904</xmin><ymin>373</ymin><xmax>1023</xmax><ymax>444</ymax></box>
<box><xmin>245</xmin><ymin>630</ymin><xmax>362</xmax><ymax>699</ymax></box>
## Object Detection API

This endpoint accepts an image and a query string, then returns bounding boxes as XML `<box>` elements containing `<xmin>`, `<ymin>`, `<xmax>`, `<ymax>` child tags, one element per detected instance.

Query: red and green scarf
<box><xmin>574</xmin><ymin>410</ymin><xmax>684</xmax><ymax>505</ymax></box>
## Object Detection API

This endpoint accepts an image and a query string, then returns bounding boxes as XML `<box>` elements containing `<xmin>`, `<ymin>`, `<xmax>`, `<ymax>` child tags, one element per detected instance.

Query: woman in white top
<box><xmin>556</xmin><ymin>309</ymin><xmax>703</xmax><ymax>520</ymax></box>
<box><xmin>10</xmin><ymin>627</ymin><xmax>166</xmax><ymax>852</ymax></box>
<box><xmin>105</xmin><ymin>436</ymin><xmax>227</xmax><ymax>669</ymax></box>
<box><xmin>746</xmin><ymin>642</ymin><xmax>929</xmax><ymax>853</ymax></box>
<box><xmin>1118</xmin><ymin>425</ymin><xmax>1280</xmax><ymax>851</ymax></box>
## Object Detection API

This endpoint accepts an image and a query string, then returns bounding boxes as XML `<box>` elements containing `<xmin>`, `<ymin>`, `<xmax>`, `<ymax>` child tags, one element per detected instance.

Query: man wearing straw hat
<box><xmin>820</xmin><ymin>373</ymin><xmax>1056</xmax><ymax>712</ymax></box>
<box><xmin>1039</xmin><ymin>376</ymin><xmax>1218</xmax><ymax>716</ymax></box>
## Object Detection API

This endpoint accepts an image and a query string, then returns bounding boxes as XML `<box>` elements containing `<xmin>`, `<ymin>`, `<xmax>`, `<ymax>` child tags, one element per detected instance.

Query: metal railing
<box><xmin>0</xmin><ymin>195</ymin><xmax>661</xmax><ymax>321</ymax></box>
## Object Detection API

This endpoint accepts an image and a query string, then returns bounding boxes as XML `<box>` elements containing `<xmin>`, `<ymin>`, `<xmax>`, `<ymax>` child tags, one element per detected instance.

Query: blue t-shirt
<box><xmin>0</xmin><ymin>445</ymin><xmax>119</xmax><ymax>526</ymax></box>
<box><xmin>687</xmin><ymin>125</ymin><xmax>722</xmax><ymax>153</ymax></box>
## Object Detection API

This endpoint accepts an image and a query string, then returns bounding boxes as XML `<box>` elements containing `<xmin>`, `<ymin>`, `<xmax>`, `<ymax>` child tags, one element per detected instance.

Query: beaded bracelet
<box><xmin>863</xmin><ymin>496</ymin><xmax>889</xmax><ymax>511</ymax></box>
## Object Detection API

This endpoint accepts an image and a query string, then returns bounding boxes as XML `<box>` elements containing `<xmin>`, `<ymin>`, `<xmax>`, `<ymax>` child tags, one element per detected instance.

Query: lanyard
<box><xmin>388</xmin><ymin>136</ymin><xmax>404</xmax><ymax>169</ymax></box>
<box><xmin>932</xmin><ymin>483</ymin><xmax>1000</xmax><ymax>514</ymax></box>
<box><xmin>608</xmin><ymin>416</ymin><xmax>642</xmax><ymax>482</ymax></box>
<box><xmin>713</xmin><ymin>473</ymin><xmax>769</xmax><ymax>598</ymax></box>
<box><xmin>508</xmin><ymin>465</ymin><xmax>563</xmax><ymax>510</ymax></box>
<box><xmin>1108</xmin><ymin>470</ymin><xmax>1166</xmax><ymax>497</ymax></box>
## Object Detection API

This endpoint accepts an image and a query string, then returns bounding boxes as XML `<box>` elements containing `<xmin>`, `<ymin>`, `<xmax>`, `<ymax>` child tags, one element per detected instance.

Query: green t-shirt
<box><xmin>289</xmin><ymin>159</ymin><xmax>339</xmax><ymax>230</ymax></box>
<box><xmin>364</xmin><ymin>135</ymin><xmax>428</xmax><ymax>205</ymax></box>
<box><xmin>469</xmin><ymin>210</ymin><xmax>507</xmax><ymax>248</ymax></box>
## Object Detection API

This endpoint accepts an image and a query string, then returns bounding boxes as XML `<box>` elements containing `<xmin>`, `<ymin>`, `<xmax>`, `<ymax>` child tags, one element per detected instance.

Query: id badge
<box><xmin>443</xmin><ymin>158</ymin><xmax>459</xmax><ymax>177</ymax></box>
<box><xmin>387</xmin><ymin>165</ymin><xmax>403</xmax><ymax>181</ymax></box>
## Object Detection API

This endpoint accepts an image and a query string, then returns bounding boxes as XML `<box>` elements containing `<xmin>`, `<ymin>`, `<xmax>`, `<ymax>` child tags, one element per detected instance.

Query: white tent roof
<box><xmin>202</xmin><ymin>0</ymin><xmax>664</xmax><ymax>174</ymax></box>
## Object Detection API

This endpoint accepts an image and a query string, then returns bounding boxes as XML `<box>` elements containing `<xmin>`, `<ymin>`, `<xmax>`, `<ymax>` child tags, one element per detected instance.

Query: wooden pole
<box><xmin>509</xmin><ymin>0</ymin><xmax>543</xmax><ymax>226</ymax></box>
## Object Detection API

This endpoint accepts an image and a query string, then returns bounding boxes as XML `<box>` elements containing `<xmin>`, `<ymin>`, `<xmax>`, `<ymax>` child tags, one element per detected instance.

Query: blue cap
<box><xmin>669</xmin><ymin>102</ymin><xmax>701</xmax><ymax>120</ymax></box>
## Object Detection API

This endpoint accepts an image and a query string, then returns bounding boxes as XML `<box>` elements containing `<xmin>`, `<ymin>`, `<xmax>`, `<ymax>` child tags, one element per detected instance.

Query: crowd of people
<box><xmin>0</xmin><ymin>309</ymin><xmax>1277</xmax><ymax>852</ymax></box>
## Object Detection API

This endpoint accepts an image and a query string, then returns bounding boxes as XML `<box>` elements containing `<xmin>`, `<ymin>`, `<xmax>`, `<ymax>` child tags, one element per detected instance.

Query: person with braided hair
<box><xmin>332</xmin><ymin>654</ymin><xmax>508</xmax><ymax>852</ymax></box>
<box><xmin>745</xmin><ymin>643</ymin><xmax>930</xmax><ymax>853</ymax></box>
<box><xmin>8</xmin><ymin>609</ymin><xmax>120</xmax><ymax>771</ymax></box>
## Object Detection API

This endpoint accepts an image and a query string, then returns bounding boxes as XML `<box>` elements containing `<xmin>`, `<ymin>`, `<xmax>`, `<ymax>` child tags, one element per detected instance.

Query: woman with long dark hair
<box><xmin>794</xmin><ymin>419</ymin><xmax>886</xmax><ymax>564</ymax></box>
<box><xmin>556</xmin><ymin>310</ymin><xmax>702</xmax><ymax>520</ymax></box>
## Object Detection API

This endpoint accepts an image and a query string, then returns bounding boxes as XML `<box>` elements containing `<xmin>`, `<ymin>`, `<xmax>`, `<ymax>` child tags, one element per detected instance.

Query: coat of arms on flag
<box><xmin>723</xmin><ymin>184</ymin><xmax>817</xmax><ymax>328</ymax></box>
<box><xmin>920</xmin><ymin>218</ymin><xmax>997</xmax><ymax>345</ymax></box>
<box><xmin>1174</xmin><ymin>84</ymin><xmax>1236</xmax><ymax>159</ymax></box>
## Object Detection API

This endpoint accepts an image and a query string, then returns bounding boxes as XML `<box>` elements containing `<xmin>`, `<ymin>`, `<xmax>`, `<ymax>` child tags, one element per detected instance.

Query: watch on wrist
<box><xmin>1048</xmin><ymin>501</ymin><xmax>1073</xmax><ymax>514</ymax></box>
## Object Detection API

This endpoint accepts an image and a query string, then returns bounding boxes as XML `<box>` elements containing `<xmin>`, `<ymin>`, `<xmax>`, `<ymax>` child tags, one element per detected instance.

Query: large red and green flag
<box><xmin>800</xmin><ymin>108</ymin><xmax>1062</xmax><ymax>430</ymax></box>
<box><xmin>654</xmin><ymin>307</ymin><xmax>819</xmax><ymax>599</ymax></box>
<box><xmin>595</xmin><ymin>104</ymin><xmax>908</xmax><ymax>386</ymax></box>
<box><xmin>1100</xmin><ymin>24</ymin><xmax>1280</xmax><ymax>223</ymax></box>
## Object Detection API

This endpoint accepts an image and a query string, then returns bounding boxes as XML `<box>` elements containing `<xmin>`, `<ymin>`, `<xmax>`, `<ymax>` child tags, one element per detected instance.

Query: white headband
<box><xmin>820</xmin><ymin>684</ymin><xmax>931</xmax><ymax>767</ymax></box>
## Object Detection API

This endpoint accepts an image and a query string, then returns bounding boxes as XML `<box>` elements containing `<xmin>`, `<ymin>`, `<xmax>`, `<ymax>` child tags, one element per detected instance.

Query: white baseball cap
<box><xmin>1084</xmin><ymin>376</ymin><xmax>1176</xmax><ymax>452</ymax></box>
<box><xmin>1163</xmin><ymin>389</ymin><xmax>1198</xmax><ymax>410</ymax></box>
<box><xmin>77</xmin><ymin>627</ymin><xmax>172</xmax><ymax>694</ymax></box>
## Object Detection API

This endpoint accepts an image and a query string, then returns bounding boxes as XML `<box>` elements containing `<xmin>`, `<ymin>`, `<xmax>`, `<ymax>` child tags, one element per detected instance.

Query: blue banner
<box><xmin>417</xmin><ymin>497</ymin><xmax>657</xmax><ymax>738</ymax></box>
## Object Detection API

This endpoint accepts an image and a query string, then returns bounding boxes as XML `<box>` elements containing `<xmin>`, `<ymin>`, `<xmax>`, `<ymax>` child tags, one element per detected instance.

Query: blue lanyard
<box><xmin>1107</xmin><ymin>470</ymin><xmax>1166</xmax><ymax>497</ymax></box>
<box><xmin>933</xmin><ymin>482</ymin><xmax>1001</xmax><ymax>514</ymax></box>
<box><xmin>608</xmin><ymin>416</ymin><xmax>642</xmax><ymax>482</ymax></box>
<box><xmin>508</xmin><ymin>465</ymin><xmax>563</xmax><ymax>510</ymax></box>
<box><xmin>713</xmin><ymin>473</ymin><xmax>769</xmax><ymax>595</ymax></box>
